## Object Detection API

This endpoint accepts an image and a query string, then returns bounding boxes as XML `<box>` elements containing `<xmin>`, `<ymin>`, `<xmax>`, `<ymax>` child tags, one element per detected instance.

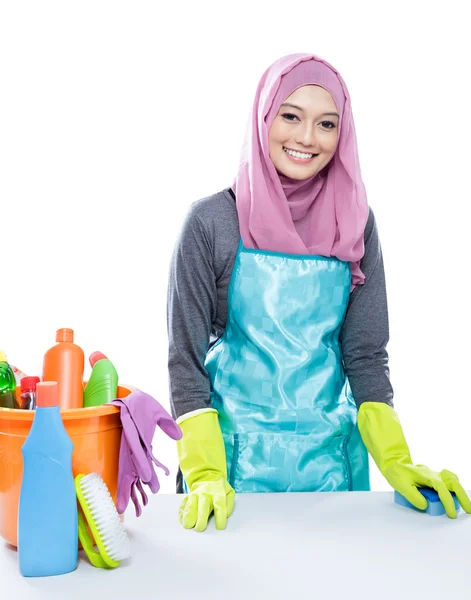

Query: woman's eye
<box><xmin>321</xmin><ymin>121</ymin><xmax>336</xmax><ymax>129</ymax></box>
<box><xmin>282</xmin><ymin>113</ymin><xmax>299</xmax><ymax>122</ymax></box>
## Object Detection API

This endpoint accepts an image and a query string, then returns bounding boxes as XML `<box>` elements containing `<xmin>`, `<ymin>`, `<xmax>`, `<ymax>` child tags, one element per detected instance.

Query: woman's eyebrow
<box><xmin>280</xmin><ymin>102</ymin><xmax>304</xmax><ymax>111</ymax></box>
<box><xmin>280</xmin><ymin>102</ymin><xmax>339</xmax><ymax>118</ymax></box>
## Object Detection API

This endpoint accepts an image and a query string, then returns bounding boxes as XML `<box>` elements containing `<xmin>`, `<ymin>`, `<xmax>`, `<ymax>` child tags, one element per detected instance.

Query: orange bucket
<box><xmin>0</xmin><ymin>384</ymin><xmax>132</xmax><ymax>548</ymax></box>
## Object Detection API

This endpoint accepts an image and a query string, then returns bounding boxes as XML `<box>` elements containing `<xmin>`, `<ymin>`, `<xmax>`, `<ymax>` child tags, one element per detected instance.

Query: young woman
<box><xmin>167</xmin><ymin>53</ymin><xmax>471</xmax><ymax>531</ymax></box>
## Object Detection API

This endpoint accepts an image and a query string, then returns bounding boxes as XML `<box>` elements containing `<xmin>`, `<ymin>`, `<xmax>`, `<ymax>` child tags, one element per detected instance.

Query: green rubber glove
<box><xmin>177</xmin><ymin>410</ymin><xmax>235</xmax><ymax>532</ymax></box>
<box><xmin>358</xmin><ymin>401</ymin><xmax>471</xmax><ymax>518</ymax></box>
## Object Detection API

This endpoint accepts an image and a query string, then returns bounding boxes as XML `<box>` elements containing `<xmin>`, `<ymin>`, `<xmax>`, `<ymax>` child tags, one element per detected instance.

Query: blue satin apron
<box><xmin>204</xmin><ymin>240</ymin><xmax>370</xmax><ymax>493</ymax></box>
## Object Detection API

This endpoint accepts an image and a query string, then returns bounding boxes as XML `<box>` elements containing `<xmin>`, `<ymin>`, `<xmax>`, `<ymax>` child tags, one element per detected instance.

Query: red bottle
<box><xmin>20</xmin><ymin>376</ymin><xmax>41</xmax><ymax>410</ymax></box>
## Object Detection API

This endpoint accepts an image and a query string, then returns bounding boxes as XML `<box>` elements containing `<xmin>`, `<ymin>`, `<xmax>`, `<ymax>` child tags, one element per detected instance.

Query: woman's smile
<box><xmin>282</xmin><ymin>146</ymin><xmax>319</xmax><ymax>164</ymax></box>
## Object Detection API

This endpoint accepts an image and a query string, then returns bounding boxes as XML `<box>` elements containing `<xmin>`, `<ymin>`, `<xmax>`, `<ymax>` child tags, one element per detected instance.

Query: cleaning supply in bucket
<box><xmin>83</xmin><ymin>351</ymin><xmax>119</xmax><ymax>408</ymax></box>
<box><xmin>18</xmin><ymin>381</ymin><xmax>78</xmax><ymax>577</ymax></box>
<box><xmin>42</xmin><ymin>328</ymin><xmax>85</xmax><ymax>409</ymax></box>
<box><xmin>19</xmin><ymin>376</ymin><xmax>41</xmax><ymax>410</ymax></box>
<box><xmin>0</xmin><ymin>351</ymin><xmax>19</xmax><ymax>409</ymax></box>
<box><xmin>12</xmin><ymin>365</ymin><xmax>29</xmax><ymax>385</ymax></box>
<box><xmin>75</xmin><ymin>472</ymin><xmax>131</xmax><ymax>568</ymax></box>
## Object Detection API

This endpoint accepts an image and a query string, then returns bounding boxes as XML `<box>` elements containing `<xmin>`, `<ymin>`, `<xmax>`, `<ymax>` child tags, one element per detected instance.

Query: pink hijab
<box><xmin>233</xmin><ymin>53</ymin><xmax>369</xmax><ymax>290</ymax></box>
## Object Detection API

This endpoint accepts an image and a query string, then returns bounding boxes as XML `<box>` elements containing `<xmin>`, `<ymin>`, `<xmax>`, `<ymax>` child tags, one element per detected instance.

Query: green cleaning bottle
<box><xmin>0</xmin><ymin>350</ymin><xmax>19</xmax><ymax>409</ymax></box>
<box><xmin>83</xmin><ymin>351</ymin><xmax>118</xmax><ymax>407</ymax></box>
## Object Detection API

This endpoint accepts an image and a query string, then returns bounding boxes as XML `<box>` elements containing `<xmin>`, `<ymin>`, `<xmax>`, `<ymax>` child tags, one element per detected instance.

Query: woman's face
<box><xmin>268</xmin><ymin>85</ymin><xmax>339</xmax><ymax>180</ymax></box>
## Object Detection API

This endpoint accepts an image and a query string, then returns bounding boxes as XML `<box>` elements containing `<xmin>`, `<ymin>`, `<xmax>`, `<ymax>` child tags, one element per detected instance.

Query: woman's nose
<box><xmin>295</xmin><ymin>124</ymin><xmax>317</xmax><ymax>148</ymax></box>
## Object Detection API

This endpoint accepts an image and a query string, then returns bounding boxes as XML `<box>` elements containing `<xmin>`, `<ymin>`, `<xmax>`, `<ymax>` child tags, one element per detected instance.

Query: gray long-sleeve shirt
<box><xmin>167</xmin><ymin>187</ymin><xmax>394</xmax><ymax>422</ymax></box>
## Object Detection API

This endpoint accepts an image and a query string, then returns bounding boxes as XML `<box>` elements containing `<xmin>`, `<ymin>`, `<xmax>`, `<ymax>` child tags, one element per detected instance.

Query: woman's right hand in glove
<box><xmin>176</xmin><ymin>410</ymin><xmax>235</xmax><ymax>532</ymax></box>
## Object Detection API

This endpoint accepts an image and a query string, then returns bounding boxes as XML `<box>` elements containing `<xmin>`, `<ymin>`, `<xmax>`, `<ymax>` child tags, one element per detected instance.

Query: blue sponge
<box><xmin>394</xmin><ymin>487</ymin><xmax>460</xmax><ymax>516</ymax></box>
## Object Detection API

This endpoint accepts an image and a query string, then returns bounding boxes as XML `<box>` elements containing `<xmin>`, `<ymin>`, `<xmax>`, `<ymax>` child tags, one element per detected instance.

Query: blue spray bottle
<box><xmin>18</xmin><ymin>381</ymin><xmax>78</xmax><ymax>577</ymax></box>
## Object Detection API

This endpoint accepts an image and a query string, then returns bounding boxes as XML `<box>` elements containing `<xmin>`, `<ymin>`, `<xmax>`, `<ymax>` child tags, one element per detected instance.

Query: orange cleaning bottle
<box><xmin>42</xmin><ymin>328</ymin><xmax>85</xmax><ymax>409</ymax></box>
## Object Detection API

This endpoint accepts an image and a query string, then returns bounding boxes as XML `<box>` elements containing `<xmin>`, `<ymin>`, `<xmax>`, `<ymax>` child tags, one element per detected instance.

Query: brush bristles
<box><xmin>79</xmin><ymin>473</ymin><xmax>131</xmax><ymax>561</ymax></box>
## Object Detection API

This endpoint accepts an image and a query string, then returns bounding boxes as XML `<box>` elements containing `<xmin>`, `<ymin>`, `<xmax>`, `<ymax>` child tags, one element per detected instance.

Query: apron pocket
<box><xmin>228</xmin><ymin>432</ymin><xmax>352</xmax><ymax>493</ymax></box>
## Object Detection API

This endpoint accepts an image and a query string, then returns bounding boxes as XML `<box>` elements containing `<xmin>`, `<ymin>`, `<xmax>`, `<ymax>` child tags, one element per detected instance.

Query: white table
<box><xmin>1</xmin><ymin>491</ymin><xmax>469</xmax><ymax>599</ymax></box>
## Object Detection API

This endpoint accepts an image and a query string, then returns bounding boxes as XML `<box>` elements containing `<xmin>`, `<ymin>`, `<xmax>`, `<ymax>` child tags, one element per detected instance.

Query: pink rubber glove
<box><xmin>111</xmin><ymin>391</ymin><xmax>182</xmax><ymax>516</ymax></box>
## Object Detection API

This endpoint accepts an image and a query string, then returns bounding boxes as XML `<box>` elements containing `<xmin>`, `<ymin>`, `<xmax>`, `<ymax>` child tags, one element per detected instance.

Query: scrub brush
<box><xmin>75</xmin><ymin>473</ymin><xmax>131</xmax><ymax>569</ymax></box>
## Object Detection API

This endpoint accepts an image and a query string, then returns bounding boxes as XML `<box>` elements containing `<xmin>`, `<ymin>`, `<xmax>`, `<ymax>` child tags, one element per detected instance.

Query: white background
<box><xmin>1</xmin><ymin>0</ymin><xmax>469</xmax><ymax>494</ymax></box>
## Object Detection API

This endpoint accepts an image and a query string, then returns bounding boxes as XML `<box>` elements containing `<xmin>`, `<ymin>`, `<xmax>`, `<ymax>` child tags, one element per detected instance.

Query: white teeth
<box><xmin>283</xmin><ymin>147</ymin><xmax>316</xmax><ymax>159</ymax></box>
